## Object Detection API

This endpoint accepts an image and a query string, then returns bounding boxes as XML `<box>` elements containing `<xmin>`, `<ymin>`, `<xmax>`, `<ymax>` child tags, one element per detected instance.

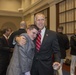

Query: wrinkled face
<box><xmin>27</xmin><ymin>28</ymin><xmax>38</xmax><ymax>40</ymax></box>
<box><xmin>35</xmin><ymin>14</ymin><xmax>45</xmax><ymax>30</ymax></box>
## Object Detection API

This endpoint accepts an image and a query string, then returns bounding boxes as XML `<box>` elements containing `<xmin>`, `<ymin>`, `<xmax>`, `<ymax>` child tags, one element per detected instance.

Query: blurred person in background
<box><xmin>70</xmin><ymin>29</ymin><xmax>76</xmax><ymax>75</ymax></box>
<box><xmin>8</xmin><ymin>28</ymin><xmax>13</xmax><ymax>38</ymax></box>
<box><xmin>8</xmin><ymin>21</ymin><xmax>27</xmax><ymax>58</ymax></box>
<box><xmin>57</xmin><ymin>26</ymin><xmax>69</xmax><ymax>75</ymax></box>
<box><xmin>0</xmin><ymin>28</ymin><xmax>12</xmax><ymax>75</ymax></box>
<box><xmin>9</xmin><ymin>21</ymin><xmax>27</xmax><ymax>48</ymax></box>
<box><xmin>0</xmin><ymin>30</ymin><xmax>3</xmax><ymax>37</ymax></box>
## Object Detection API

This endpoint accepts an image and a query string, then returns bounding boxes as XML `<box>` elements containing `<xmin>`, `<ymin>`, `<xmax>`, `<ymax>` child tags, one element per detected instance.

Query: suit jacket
<box><xmin>0</xmin><ymin>36</ymin><xmax>10</xmax><ymax>74</ymax></box>
<box><xmin>70</xmin><ymin>35</ymin><xmax>76</xmax><ymax>55</ymax></box>
<box><xmin>8</xmin><ymin>29</ymin><xmax>26</xmax><ymax>48</ymax></box>
<box><xmin>57</xmin><ymin>32</ymin><xmax>69</xmax><ymax>58</ymax></box>
<box><xmin>6</xmin><ymin>33</ymin><xmax>35</xmax><ymax>75</ymax></box>
<box><xmin>33</xmin><ymin>29</ymin><xmax>61</xmax><ymax>71</ymax></box>
<box><xmin>0</xmin><ymin>36</ymin><xmax>10</xmax><ymax>61</ymax></box>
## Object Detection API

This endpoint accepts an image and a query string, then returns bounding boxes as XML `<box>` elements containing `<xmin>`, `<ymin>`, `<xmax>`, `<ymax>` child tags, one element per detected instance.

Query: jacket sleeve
<box><xmin>64</xmin><ymin>34</ymin><xmax>69</xmax><ymax>50</ymax></box>
<box><xmin>70</xmin><ymin>36</ymin><xmax>76</xmax><ymax>50</ymax></box>
<box><xmin>18</xmin><ymin>44</ymin><xmax>28</xmax><ymax>73</ymax></box>
<box><xmin>52</xmin><ymin>33</ymin><xmax>61</xmax><ymax>63</ymax></box>
<box><xmin>18</xmin><ymin>36</ymin><xmax>32</xmax><ymax>73</ymax></box>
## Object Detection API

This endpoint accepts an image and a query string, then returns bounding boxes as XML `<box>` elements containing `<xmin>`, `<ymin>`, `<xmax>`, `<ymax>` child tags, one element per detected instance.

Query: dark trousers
<box><xmin>31</xmin><ymin>60</ymin><xmax>54</xmax><ymax>75</ymax></box>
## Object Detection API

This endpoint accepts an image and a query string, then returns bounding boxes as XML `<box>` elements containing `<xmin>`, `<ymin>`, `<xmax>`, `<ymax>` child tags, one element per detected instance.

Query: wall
<box><xmin>23</xmin><ymin>0</ymin><xmax>62</xmax><ymax>31</ymax></box>
<box><xmin>0</xmin><ymin>0</ymin><xmax>21</xmax><ymax>12</ymax></box>
<box><xmin>49</xmin><ymin>5</ymin><xmax>56</xmax><ymax>31</ymax></box>
<box><xmin>24</xmin><ymin>14</ymin><xmax>31</xmax><ymax>26</ymax></box>
<box><xmin>0</xmin><ymin>0</ymin><xmax>62</xmax><ymax>31</ymax></box>
<box><xmin>22</xmin><ymin>0</ymin><xmax>31</xmax><ymax>10</ymax></box>
<box><xmin>0</xmin><ymin>16</ymin><xmax>21</xmax><ymax>31</ymax></box>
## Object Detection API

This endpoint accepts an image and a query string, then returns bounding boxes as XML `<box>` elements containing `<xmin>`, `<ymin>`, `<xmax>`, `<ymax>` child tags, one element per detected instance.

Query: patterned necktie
<box><xmin>36</xmin><ymin>30</ymin><xmax>41</xmax><ymax>52</ymax></box>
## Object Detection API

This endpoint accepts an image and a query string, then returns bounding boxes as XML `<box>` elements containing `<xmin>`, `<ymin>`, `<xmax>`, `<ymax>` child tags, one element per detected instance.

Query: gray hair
<box><xmin>34</xmin><ymin>13</ymin><xmax>45</xmax><ymax>21</ymax></box>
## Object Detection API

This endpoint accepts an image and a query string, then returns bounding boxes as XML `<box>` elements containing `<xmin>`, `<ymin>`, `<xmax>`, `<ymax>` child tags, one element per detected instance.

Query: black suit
<box><xmin>57</xmin><ymin>32</ymin><xmax>69</xmax><ymax>59</ymax></box>
<box><xmin>70</xmin><ymin>35</ymin><xmax>76</xmax><ymax>55</ymax></box>
<box><xmin>0</xmin><ymin>36</ymin><xmax>10</xmax><ymax>75</ymax></box>
<box><xmin>8</xmin><ymin>29</ymin><xmax>26</xmax><ymax>48</ymax></box>
<box><xmin>31</xmin><ymin>29</ymin><xmax>61</xmax><ymax>75</ymax></box>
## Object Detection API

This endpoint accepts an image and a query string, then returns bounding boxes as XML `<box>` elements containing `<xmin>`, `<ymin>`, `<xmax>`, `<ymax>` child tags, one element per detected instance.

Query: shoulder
<box><xmin>46</xmin><ymin>29</ymin><xmax>57</xmax><ymax>39</ymax></box>
<box><xmin>63</xmin><ymin>34</ymin><xmax>68</xmax><ymax>37</ymax></box>
<box><xmin>70</xmin><ymin>35</ymin><xmax>76</xmax><ymax>40</ymax></box>
<box><xmin>10</xmin><ymin>30</ymin><xmax>17</xmax><ymax>36</ymax></box>
<box><xmin>20</xmin><ymin>33</ymin><xmax>27</xmax><ymax>36</ymax></box>
<box><xmin>20</xmin><ymin>33</ymin><xmax>30</xmax><ymax>40</ymax></box>
<box><xmin>46</xmin><ymin>29</ymin><xmax>57</xmax><ymax>35</ymax></box>
<box><xmin>71</xmin><ymin>35</ymin><xmax>75</xmax><ymax>38</ymax></box>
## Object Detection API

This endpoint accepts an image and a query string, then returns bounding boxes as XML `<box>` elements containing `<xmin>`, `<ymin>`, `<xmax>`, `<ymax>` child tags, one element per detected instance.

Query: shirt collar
<box><xmin>41</xmin><ymin>27</ymin><xmax>46</xmax><ymax>33</ymax></box>
<box><xmin>3</xmin><ymin>34</ymin><xmax>8</xmax><ymax>39</ymax></box>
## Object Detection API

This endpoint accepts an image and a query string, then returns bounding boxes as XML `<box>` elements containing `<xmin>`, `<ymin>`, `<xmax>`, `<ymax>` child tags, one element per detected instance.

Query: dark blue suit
<box><xmin>31</xmin><ymin>29</ymin><xmax>61</xmax><ymax>75</ymax></box>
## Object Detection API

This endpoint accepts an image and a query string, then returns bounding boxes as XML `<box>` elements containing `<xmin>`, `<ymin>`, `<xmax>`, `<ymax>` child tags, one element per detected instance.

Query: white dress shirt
<box><xmin>41</xmin><ymin>27</ymin><xmax>46</xmax><ymax>43</ymax></box>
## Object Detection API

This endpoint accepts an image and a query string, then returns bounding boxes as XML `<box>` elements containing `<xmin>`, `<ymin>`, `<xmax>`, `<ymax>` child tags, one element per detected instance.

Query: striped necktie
<box><xmin>36</xmin><ymin>30</ymin><xmax>41</xmax><ymax>52</ymax></box>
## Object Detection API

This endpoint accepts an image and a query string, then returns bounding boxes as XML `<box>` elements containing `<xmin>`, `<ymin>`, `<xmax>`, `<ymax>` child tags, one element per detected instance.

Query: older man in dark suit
<box><xmin>16</xmin><ymin>13</ymin><xmax>61</xmax><ymax>75</ymax></box>
<box><xmin>31</xmin><ymin>13</ymin><xmax>61</xmax><ymax>75</ymax></box>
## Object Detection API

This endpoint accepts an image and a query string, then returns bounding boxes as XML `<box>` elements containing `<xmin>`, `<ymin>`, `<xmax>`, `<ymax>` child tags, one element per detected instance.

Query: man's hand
<box><xmin>16</xmin><ymin>36</ymin><xmax>26</xmax><ymax>46</ymax></box>
<box><xmin>52</xmin><ymin>62</ymin><xmax>61</xmax><ymax>70</ymax></box>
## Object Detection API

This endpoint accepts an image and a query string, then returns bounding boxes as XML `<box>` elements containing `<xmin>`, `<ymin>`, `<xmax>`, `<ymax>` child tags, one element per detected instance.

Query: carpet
<box><xmin>63</xmin><ymin>70</ymin><xmax>70</xmax><ymax>75</ymax></box>
<box><xmin>54</xmin><ymin>70</ymin><xmax>70</xmax><ymax>75</ymax></box>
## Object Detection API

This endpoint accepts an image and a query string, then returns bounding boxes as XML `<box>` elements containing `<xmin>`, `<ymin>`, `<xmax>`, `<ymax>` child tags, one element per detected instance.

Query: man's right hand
<box><xmin>16</xmin><ymin>36</ymin><xmax>26</xmax><ymax>46</ymax></box>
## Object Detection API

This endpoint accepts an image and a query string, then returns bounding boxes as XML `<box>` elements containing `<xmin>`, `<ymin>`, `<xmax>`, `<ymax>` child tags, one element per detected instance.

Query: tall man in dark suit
<box><xmin>31</xmin><ymin>13</ymin><xmax>61</xmax><ymax>75</ymax></box>
<box><xmin>16</xmin><ymin>13</ymin><xmax>61</xmax><ymax>75</ymax></box>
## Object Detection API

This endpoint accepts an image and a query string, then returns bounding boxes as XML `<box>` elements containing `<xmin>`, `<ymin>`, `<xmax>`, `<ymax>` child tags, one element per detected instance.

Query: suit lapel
<box><xmin>3</xmin><ymin>36</ymin><xmax>9</xmax><ymax>45</ymax></box>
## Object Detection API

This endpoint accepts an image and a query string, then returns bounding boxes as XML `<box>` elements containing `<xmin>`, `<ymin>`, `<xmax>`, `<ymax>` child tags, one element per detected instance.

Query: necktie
<box><xmin>36</xmin><ymin>30</ymin><xmax>41</xmax><ymax>52</ymax></box>
<box><xmin>6</xmin><ymin>39</ymin><xmax>9</xmax><ymax>45</ymax></box>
